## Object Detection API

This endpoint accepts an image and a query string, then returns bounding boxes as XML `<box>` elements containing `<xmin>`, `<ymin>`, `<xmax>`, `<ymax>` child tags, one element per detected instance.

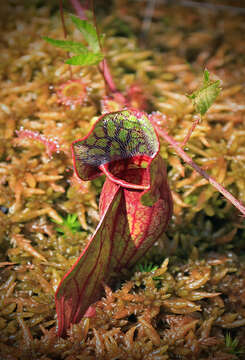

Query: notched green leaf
<box><xmin>187</xmin><ymin>69</ymin><xmax>221</xmax><ymax>116</ymax></box>
<box><xmin>43</xmin><ymin>14</ymin><xmax>103</xmax><ymax>68</ymax></box>
<box><xmin>43</xmin><ymin>37</ymin><xmax>87</xmax><ymax>53</ymax></box>
<box><xmin>65</xmin><ymin>52</ymin><xmax>104</xmax><ymax>66</ymax></box>
<box><xmin>70</xmin><ymin>14</ymin><xmax>100</xmax><ymax>52</ymax></box>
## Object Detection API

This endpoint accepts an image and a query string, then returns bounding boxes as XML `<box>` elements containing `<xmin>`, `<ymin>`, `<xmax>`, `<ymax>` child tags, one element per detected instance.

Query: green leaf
<box><xmin>43</xmin><ymin>37</ymin><xmax>87</xmax><ymax>53</ymax></box>
<box><xmin>65</xmin><ymin>52</ymin><xmax>104</xmax><ymax>66</ymax></box>
<box><xmin>70</xmin><ymin>14</ymin><xmax>100</xmax><ymax>52</ymax></box>
<box><xmin>187</xmin><ymin>69</ymin><xmax>221</xmax><ymax>116</ymax></box>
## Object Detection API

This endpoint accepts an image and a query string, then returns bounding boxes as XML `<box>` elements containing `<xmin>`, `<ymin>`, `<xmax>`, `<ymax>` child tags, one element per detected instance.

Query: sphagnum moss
<box><xmin>0</xmin><ymin>0</ymin><xmax>245</xmax><ymax>359</ymax></box>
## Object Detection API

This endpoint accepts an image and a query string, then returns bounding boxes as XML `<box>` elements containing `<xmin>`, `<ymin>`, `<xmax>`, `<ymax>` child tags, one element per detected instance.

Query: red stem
<box><xmin>99</xmin><ymin>60</ymin><xmax>117</xmax><ymax>94</ymax></box>
<box><xmin>155</xmin><ymin>124</ymin><xmax>245</xmax><ymax>217</ymax></box>
<box><xmin>70</xmin><ymin>0</ymin><xmax>122</xmax><ymax>97</ymax></box>
<box><xmin>181</xmin><ymin>115</ymin><xmax>200</xmax><ymax>148</ymax></box>
<box><xmin>91</xmin><ymin>0</ymin><xmax>120</xmax><ymax>96</ymax></box>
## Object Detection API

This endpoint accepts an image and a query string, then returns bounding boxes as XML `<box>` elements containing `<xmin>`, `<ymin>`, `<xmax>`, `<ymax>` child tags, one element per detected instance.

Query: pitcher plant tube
<box><xmin>55</xmin><ymin>108</ymin><xmax>173</xmax><ymax>336</ymax></box>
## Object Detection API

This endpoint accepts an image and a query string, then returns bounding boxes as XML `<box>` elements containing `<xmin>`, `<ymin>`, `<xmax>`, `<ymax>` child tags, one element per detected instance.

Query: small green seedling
<box><xmin>137</xmin><ymin>261</ymin><xmax>159</xmax><ymax>273</ymax></box>
<box><xmin>225</xmin><ymin>332</ymin><xmax>244</xmax><ymax>357</ymax></box>
<box><xmin>136</xmin><ymin>260</ymin><xmax>163</xmax><ymax>289</ymax></box>
<box><xmin>52</xmin><ymin>213</ymin><xmax>82</xmax><ymax>237</ymax></box>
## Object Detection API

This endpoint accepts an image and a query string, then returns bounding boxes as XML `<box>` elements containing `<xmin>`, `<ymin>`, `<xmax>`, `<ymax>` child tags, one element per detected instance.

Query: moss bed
<box><xmin>0</xmin><ymin>0</ymin><xmax>245</xmax><ymax>359</ymax></box>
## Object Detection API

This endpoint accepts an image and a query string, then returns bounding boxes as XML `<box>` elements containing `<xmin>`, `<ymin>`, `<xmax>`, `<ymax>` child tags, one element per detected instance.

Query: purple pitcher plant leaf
<box><xmin>55</xmin><ymin>109</ymin><xmax>173</xmax><ymax>336</ymax></box>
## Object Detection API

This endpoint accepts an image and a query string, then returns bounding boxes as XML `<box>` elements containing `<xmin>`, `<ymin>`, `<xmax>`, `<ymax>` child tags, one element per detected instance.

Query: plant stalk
<box><xmin>155</xmin><ymin>124</ymin><xmax>245</xmax><ymax>216</ymax></box>
<box><xmin>70</xmin><ymin>0</ymin><xmax>122</xmax><ymax>96</ymax></box>
<box><xmin>59</xmin><ymin>0</ymin><xmax>72</xmax><ymax>78</ymax></box>
<box><xmin>181</xmin><ymin>115</ymin><xmax>200</xmax><ymax>147</ymax></box>
<box><xmin>69</xmin><ymin>0</ymin><xmax>87</xmax><ymax>19</ymax></box>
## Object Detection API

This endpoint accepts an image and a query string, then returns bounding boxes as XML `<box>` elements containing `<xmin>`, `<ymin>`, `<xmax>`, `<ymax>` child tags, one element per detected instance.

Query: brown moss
<box><xmin>0</xmin><ymin>0</ymin><xmax>245</xmax><ymax>359</ymax></box>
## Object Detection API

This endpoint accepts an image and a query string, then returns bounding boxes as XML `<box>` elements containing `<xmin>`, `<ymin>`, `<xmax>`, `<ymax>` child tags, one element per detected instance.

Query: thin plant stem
<box><xmin>181</xmin><ymin>115</ymin><xmax>200</xmax><ymax>147</ymax></box>
<box><xmin>99</xmin><ymin>60</ymin><xmax>117</xmax><ymax>94</ymax></box>
<box><xmin>155</xmin><ymin>124</ymin><xmax>245</xmax><ymax>217</ymax></box>
<box><xmin>70</xmin><ymin>0</ymin><xmax>122</xmax><ymax>96</ymax></box>
<box><xmin>59</xmin><ymin>0</ymin><xmax>67</xmax><ymax>37</ymax></box>
<box><xmin>140</xmin><ymin>0</ymin><xmax>156</xmax><ymax>43</ymax></box>
<box><xmin>59</xmin><ymin>0</ymin><xmax>72</xmax><ymax>78</ymax></box>
<box><xmin>69</xmin><ymin>0</ymin><xmax>87</xmax><ymax>19</ymax></box>
<box><xmin>90</xmin><ymin>0</ymin><xmax>119</xmax><ymax>95</ymax></box>
<box><xmin>166</xmin><ymin>0</ymin><xmax>245</xmax><ymax>14</ymax></box>
<box><xmin>90</xmin><ymin>0</ymin><xmax>112</xmax><ymax>93</ymax></box>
